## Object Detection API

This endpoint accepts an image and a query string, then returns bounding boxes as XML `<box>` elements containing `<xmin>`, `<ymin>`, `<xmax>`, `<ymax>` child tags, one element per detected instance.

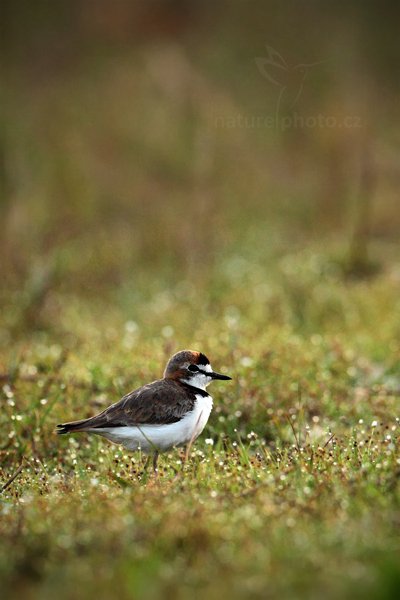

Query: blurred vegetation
<box><xmin>1</xmin><ymin>1</ymin><xmax>400</xmax><ymax>599</ymax></box>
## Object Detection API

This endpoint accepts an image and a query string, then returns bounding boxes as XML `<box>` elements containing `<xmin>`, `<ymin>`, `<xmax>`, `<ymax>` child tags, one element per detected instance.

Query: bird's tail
<box><xmin>56</xmin><ymin>418</ymin><xmax>92</xmax><ymax>435</ymax></box>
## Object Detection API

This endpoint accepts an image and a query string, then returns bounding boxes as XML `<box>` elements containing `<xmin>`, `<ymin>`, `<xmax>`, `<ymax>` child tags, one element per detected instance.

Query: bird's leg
<box><xmin>184</xmin><ymin>410</ymin><xmax>203</xmax><ymax>466</ymax></box>
<box><xmin>152</xmin><ymin>450</ymin><xmax>159</xmax><ymax>475</ymax></box>
<box><xmin>143</xmin><ymin>454</ymin><xmax>151</xmax><ymax>473</ymax></box>
<box><xmin>184</xmin><ymin>441</ymin><xmax>193</xmax><ymax>464</ymax></box>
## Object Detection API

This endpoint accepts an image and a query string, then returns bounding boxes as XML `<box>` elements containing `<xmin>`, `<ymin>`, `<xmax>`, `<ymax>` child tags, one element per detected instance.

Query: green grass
<box><xmin>1</xmin><ymin>254</ymin><xmax>400</xmax><ymax>600</ymax></box>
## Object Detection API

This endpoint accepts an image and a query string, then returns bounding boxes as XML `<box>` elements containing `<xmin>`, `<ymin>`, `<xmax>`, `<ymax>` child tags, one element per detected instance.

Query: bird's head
<box><xmin>164</xmin><ymin>350</ymin><xmax>231</xmax><ymax>390</ymax></box>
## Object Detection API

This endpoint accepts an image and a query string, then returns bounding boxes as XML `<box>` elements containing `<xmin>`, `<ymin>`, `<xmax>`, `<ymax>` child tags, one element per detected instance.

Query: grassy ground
<box><xmin>1</xmin><ymin>246</ymin><xmax>400</xmax><ymax>600</ymax></box>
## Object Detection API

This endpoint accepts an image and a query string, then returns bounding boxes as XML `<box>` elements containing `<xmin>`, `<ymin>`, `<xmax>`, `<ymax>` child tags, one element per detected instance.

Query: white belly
<box><xmin>90</xmin><ymin>395</ymin><xmax>213</xmax><ymax>453</ymax></box>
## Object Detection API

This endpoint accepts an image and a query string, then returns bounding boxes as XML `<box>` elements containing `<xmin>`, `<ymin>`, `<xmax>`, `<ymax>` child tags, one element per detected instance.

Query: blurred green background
<box><xmin>1</xmin><ymin>0</ymin><xmax>400</xmax><ymax>337</ymax></box>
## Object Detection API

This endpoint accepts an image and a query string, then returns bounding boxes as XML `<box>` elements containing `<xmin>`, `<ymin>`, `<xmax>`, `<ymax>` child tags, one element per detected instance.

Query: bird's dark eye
<box><xmin>188</xmin><ymin>364</ymin><xmax>199</xmax><ymax>372</ymax></box>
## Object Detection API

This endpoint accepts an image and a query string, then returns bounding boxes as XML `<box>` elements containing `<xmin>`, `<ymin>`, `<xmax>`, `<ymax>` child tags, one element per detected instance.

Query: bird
<box><xmin>56</xmin><ymin>350</ymin><xmax>231</xmax><ymax>472</ymax></box>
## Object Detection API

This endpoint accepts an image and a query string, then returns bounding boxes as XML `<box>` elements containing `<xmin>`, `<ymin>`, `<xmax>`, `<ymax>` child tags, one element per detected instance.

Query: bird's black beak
<box><xmin>210</xmin><ymin>371</ymin><xmax>232</xmax><ymax>381</ymax></box>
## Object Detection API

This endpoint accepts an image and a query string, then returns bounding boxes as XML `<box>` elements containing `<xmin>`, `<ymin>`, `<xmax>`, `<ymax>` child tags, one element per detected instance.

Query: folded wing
<box><xmin>56</xmin><ymin>379</ymin><xmax>196</xmax><ymax>434</ymax></box>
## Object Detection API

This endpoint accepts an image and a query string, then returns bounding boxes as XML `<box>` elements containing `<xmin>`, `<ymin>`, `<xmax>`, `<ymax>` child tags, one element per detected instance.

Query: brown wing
<box><xmin>57</xmin><ymin>379</ymin><xmax>196</xmax><ymax>433</ymax></box>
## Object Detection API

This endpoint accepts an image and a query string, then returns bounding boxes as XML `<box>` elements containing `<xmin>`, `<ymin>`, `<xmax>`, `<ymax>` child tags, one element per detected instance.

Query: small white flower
<box><xmin>161</xmin><ymin>326</ymin><xmax>174</xmax><ymax>338</ymax></box>
<box><xmin>124</xmin><ymin>320</ymin><xmax>138</xmax><ymax>334</ymax></box>
<box><xmin>205</xmin><ymin>438</ymin><xmax>214</xmax><ymax>446</ymax></box>
<box><xmin>240</xmin><ymin>356</ymin><xmax>254</xmax><ymax>368</ymax></box>
<box><xmin>3</xmin><ymin>384</ymin><xmax>14</xmax><ymax>398</ymax></box>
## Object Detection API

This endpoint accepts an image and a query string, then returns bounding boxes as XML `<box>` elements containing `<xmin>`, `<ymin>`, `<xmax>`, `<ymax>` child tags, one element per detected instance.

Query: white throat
<box><xmin>181</xmin><ymin>370</ymin><xmax>212</xmax><ymax>391</ymax></box>
<box><xmin>181</xmin><ymin>374</ymin><xmax>211</xmax><ymax>390</ymax></box>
